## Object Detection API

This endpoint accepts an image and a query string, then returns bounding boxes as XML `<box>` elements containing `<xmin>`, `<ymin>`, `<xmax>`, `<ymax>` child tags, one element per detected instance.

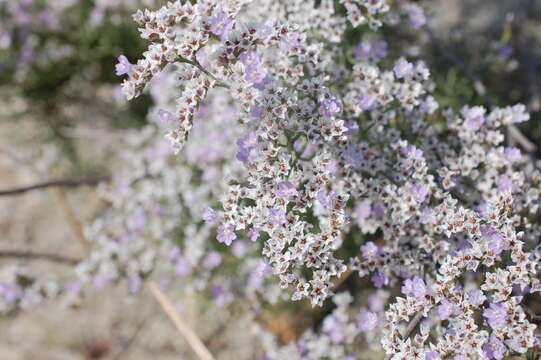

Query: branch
<box><xmin>177</xmin><ymin>56</ymin><xmax>230</xmax><ymax>89</ymax></box>
<box><xmin>403</xmin><ymin>312</ymin><xmax>424</xmax><ymax>339</ymax></box>
<box><xmin>331</xmin><ymin>268</ymin><xmax>353</xmax><ymax>292</ymax></box>
<box><xmin>148</xmin><ymin>281</ymin><xmax>216</xmax><ymax>360</ymax></box>
<box><xmin>0</xmin><ymin>250</ymin><xmax>82</xmax><ymax>265</ymax></box>
<box><xmin>0</xmin><ymin>176</ymin><xmax>110</xmax><ymax>196</ymax></box>
<box><xmin>426</xmin><ymin>27</ymin><xmax>537</xmax><ymax>153</ymax></box>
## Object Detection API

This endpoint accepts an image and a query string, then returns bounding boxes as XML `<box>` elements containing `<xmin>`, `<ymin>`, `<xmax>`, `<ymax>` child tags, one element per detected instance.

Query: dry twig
<box><xmin>0</xmin><ymin>249</ymin><xmax>81</xmax><ymax>265</ymax></box>
<box><xmin>148</xmin><ymin>281</ymin><xmax>215</xmax><ymax>360</ymax></box>
<box><xmin>0</xmin><ymin>176</ymin><xmax>110</xmax><ymax>196</ymax></box>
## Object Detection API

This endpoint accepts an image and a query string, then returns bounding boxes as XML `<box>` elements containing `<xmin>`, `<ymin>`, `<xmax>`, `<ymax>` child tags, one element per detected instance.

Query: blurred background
<box><xmin>0</xmin><ymin>0</ymin><xmax>540</xmax><ymax>359</ymax></box>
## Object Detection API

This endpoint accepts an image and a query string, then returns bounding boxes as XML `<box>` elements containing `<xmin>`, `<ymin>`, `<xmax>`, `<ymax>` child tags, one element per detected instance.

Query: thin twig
<box><xmin>0</xmin><ymin>176</ymin><xmax>110</xmax><ymax>196</ymax></box>
<box><xmin>148</xmin><ymin>281</ymin><xmax>215</xmax><ymax>360</ymax></box>
<box><xmin>426</xmin><ymin>27</ymin><xmax>537</xmax><ymax>153</ymax></box>
<box><xmin>524</xmin><ymin>306</ymin><xmax>541</xmax><ymax>322</ymax></box>
<box><xmin>177</xmin><ymin>56</ymin><xmax>230</xmax><ymax>89</ymax></box>
<box><xmin>0</xmin><ymin>250</ymin><xmax>82</xmax><ymax>265</ymax></box>
<box><xmin>403</xmin><ymin>312</ymin><xmax>424</xmax><ymax>339</ymax></box>
<box><xmin>331</xmin><ymin>268</ymin><xmax>353</xmax><ymax>292</ymax></box>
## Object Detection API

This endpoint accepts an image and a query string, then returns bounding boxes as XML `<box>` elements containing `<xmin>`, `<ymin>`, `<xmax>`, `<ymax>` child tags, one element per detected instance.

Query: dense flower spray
<box><xmin>2</xmin><ymin>1</ymin><xmax>541</xmax><ymax>359</ymax></box>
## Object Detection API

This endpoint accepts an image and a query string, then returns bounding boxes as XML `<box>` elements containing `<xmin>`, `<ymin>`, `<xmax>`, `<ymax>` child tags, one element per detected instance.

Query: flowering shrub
<box><xmin>2</xmin><ymin>0</ymin><xmax>541</xmax><ymax>359</ymax></box>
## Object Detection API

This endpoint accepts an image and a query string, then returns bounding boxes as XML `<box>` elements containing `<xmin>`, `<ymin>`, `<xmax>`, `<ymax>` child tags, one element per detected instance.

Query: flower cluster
<box><xmin>2</xmin><ymin>0</ymin><xmax>540</xmax><ymax>359</ymax></box>
<box><xmin>115</xmin><ymin>0</ymin><xmax>541</xmax><ymax>358</ymax></box>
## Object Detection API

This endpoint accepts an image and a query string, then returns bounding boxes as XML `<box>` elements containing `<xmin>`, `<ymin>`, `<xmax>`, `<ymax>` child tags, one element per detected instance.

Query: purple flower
<box><xmin>115</xmin><ymin>55</ymin><xmax>132</xmax><ymax>76</ymax></box>
<box><xmin>323</xmin><ymin>316</ymin><xmax>346</xmax><ymax>344</ymax></box>
<box><xmin>410</xmin><ymin>184</ymin><xmax>429</xmax><ymax>203</ymax></box>
<box><xmin>343</xmin><ymin>147</ymin><xmax>363</xmax><ymax>168</ymax></box>
<box><xmin>360</xmin><ymin>241</ymin><xmax>379</xmax><ymax>259</ymax></box>
<box><xmin>158</xmin><ymin>109</ymin><xmax>174</xmax><ymax>124</ymax></box>
<box><xmin>321</xmin><ymin>97</ymin><xmax>342</xmax><ymax>118</ymax></box>
<box><xmin>276</xmin><ymin>182</ymin><xmax>298</xmax><ymax>200</ymax></box>
<box><xmin>483</xmin><ymin>335</ymin><xmax>506</xmax><ymax>360</ymax></box>
<box><xmin>269</xmin><ymin>208</ymin><xmax>287</xmax><ymax>225</ymax></box>
<box><xmin>217</xmin><ymin>225</ymin><xmax>237</xmax><ymax>246</ymax></box>
<box><xmin>232</xmin><ymin>240</ymin><xmax>249</xmax><ymax>258</ymax></box>
<box><xmin>467</xmin><ymin>289</ymin><xmax>486</xmax><ymax>307</ymax></box>
<box><xmin>236</xmin><ymin>148</ymin><xmax>250</xmax><ymax>163</ymax></box>
<box><xmin>202</xmin><ymin>251</ymin><xmax>222</xmax><ymax>269</ymax></box>
<box><xmin>394</xmin><ymin>58</ymin><xmax>413</xmax><ymax>79</ymax></box>
<box><xmin>255</xmin><ymin>259</ymin><xmax>273</xmax><ymax>278</ymax></box>
<box><xmin>344</xmin><ymin>120</ymin><xmax>359</xmax><ymax>135</ymax></box>
<box><xmin>317</xmin><ymin>190</ymin><xmax>338</xmax><ymax>208</ymax></box>
<box><xmin>497</xmin><ymin>175</ymin><xmax>513</xmax><ymax>193</ymax></box>
<box><xmin>354</xmin><ymin>42</ymin><xmax>372</xmax><ymax>60</ymax></box>
<box><xmin>355</xmin><ymin>200</ymin><xmax>371</xmax><ymax>220</ymax></box>
<box><xmin>437</xmin><ymin>299</ymin><xmax>456</xmax><ymax>320</ymax></box>
<box><xmin>505</xmin><ymin>338</ymin><xmax>524</xmax><ymax>353</ymax></box>
<box><xmin>463</xmin><ymin>107</ymin><xmax>486</xmax><ymax>131</ymax></box>
<box><xmin>421</xmin><ymin>96</ymin><xmax>439</xmax><ymax>114</ymax></box>
<box><xmin>487</xmin><ymin>232</ymin><xmax>506</xmax><ymax>255</ymax></box>
<box><xmin>499</xmin><ymin>45</ymin><xmax>513</xmax><ymax>58</ymax></box>
<box><xmin>371</xmin><ymin>271</ymin><xmax>388</xmax><ymax>288</ymax></box>
<box><xmin>240</xmin><ymin>52</ymin><xmax>268</xmax><ymax>87</ymax></box>
<box><xmin>0</xmin><ymin>283</ymin><xmax>22</xmax><ymax>303</ymax></box>
<box><xmin>210</xmin><ymin>12</ymin><xmax>233</xmax><ymax>40</ymax></box>
<box><xmin>357</xmin><ymin>93</ymin><xmax>375</xmax><ymax>110</ymax></box>
<box><xmin>202</xmin><ymin>207</ymin><xmax>218</xmax><ymax>222</ymax></box>
<box><xmin>368</xmin><ymin>293</ymin><xmax>385</xmax><ymax>312</ymax></box>
<box><xmin>402</xmin><ymin>276</ymin><xmax>427</xmax><ymax>298</ymax></box>
<box><xmin>353</xmin><ymin>40</ymin><xmax>388</xmax><ymax>60</ymax></box>
<box><xmin>408</xmin><ymin>9</ymin><xmax>427</xmax><ymax>29</ymax></box>
<box><xmin>425</xmin><ymin>351</ymin><xmax>441</xmax><ymax>360</ymax></box>
<box><xmin>357</xmin><ymin>310</ymin><xmax>378</xmax><ymax>332</ymax></box>
<box><xmin>212</xmin><ymin>284</ymin><xmax>232</xmax><ymax>307</ymax></box>
<box><xmin>504</xmin><ymin>147</ymin><xmax>521</xmax><ymax>163</ymax></box>
<box><xmin>236</xmin><ymin>132</ymin><xmax>258</xmax><ymax>163</ymax></box>
<box><xmin>175</xmin><ymin>257</ymin><xmax>193</xmax><ymax>276</ymax></box>
<box><xmin>371</xmin><ymin>40</ymin><xmax>388</xmax><ymax>58</ymax></box>
<box><xmin>420</xmin><ymin>207</ymin><xmax>437</xmax><ymax>224</ymax></box>
<box><xmin>196</xmin><ymin>49</ymin><xmax>210</xmax><ymax>68</ymax></box>
<box><xmin>483</xmin><ymin>302</ymin><xmax>507</xmax><ymax>328</ymax></box>
<box><xmin>247</xmin><ymin>227</ymin><xmax>261</xmax><ymax>242</ymax></box>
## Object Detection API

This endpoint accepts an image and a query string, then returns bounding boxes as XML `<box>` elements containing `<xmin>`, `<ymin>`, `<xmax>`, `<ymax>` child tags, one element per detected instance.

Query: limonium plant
<box><xmin>2</xmin><ymin>1</ymin><xmax>540</xmax><ymax>359</ymax></box>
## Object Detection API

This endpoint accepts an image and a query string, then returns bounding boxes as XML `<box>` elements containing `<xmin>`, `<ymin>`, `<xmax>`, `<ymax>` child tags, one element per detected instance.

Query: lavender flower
<box><xmin>202</xmin><ymin>207</ymin><xmax>218</xmax><ymax>222</ymax></box>
<box><xmin>482</xmin><ymin>335</ymin><xmax>506</xmax><ymax>360</ymax></box>
<box><xmin>202</xmin><ymin>251</ymin><xmax>222</xmax><ymax>269</ymax></box>
<box><xmin>276</xmin><ymin>182</ymin><xmax>298</xmax><ymax>200</ymax></box>
<box><xmin>158</xmin><ymin>109</ymin><xmax>174</xmax><ymax>124</ymax></box>
<box><xmin>437</xmin><ymin>299</ymin><xmax>456</xmax><ymax>320</ymax></box>
<box><xmin>115</xmin><ymin>55</ymin><xmax>132</xmax><ymax>76</ymax></box>
<box><xmin>217</xmin><ymin>225</ymin><xmax>236</xmax><ymax>246</ymax></box>
<box><xmin>355</xmin><ymin>200</ymin><xmax>372</xmax><ymax>220</ymax></box>
<box><xmin>393</xmin><ymin>58</ymin><xmax>413</xmax><ymax>78</ymax></box>
<box><xmin>357</xmin><ymin>310</ymin><xmax>378</xmax><ymax>332</ymax></box>
<box><xmin>210</xmin><ymin>12</ymin><xmax>233</xmax><ymax>40</ymax></box>
<box><xmin>360</xmin><ymin>242</ymin><xmax>379</xmax><ymax>259</ymax></box>
<box><xmin>483</xmin><ymin>302</ymin><xmax>507</xmax><ymax>328</ymax></box>
<box><xmin>268</xmin><ymin>208</ymin><xmax>286</xmax><ymax>226</ymax></box>
<box><xmin>247</xmin><ymin>227</ymin><xmax>261</xmax><ymax>242</ymax></box>
<box><xmin>371</xmin><ymin>271</ymin><xmax>388</xmax><ymax>288</ymax></box>
<box><xmin>408</xmin><ymin>8</ymin><xmax>427</xmax><ymax>29</ymax></box>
